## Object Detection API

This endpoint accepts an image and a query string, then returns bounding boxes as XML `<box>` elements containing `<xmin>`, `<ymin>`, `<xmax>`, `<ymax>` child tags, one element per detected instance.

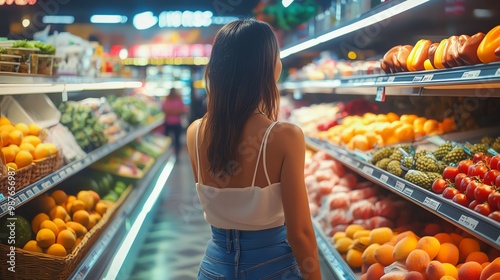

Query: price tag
<box><xmin>377</xmin><ymin>77</ymin><xmax>384</xmax><ymax>82</ymax></box>
<box><xmin>27</xmin><ymin>190</ymin><xmax>34</xmax><ymax>197</ymax></box>
<box><xmin>375</xmin><ymin>87</ymin><xmax>386</xmax><ymax>102</ymax></box>
<box><xmin>422</xmin><ymin>74</ymin><xmax>434</xmax><ymax>82</ymax></box>
<box><xmin>15</xmin><ymin>197</ymin><xmax>21</xmax><ymax>205</ymax></box>
<box><xmin>395</xmin><ymin>181</ymin><xmax>405</xmax><ymax>192</ymax></box>
<box><xmin>458</xmin><ymin>215</ymin><xmax>478</xmax><ymax>230</ymax></box>
<box><xmin>362</xmin><ymin>166</ymin><xmax>374</xmax><ymax>175</ymax></box>
<box><xmin>403</xmin><ymin>188</ymin><xmax>413</xmax><ymax>196</ymax></box>
<box><xmin>423</xmin><ymin>197</ymin><xmax>441</xmax><ymax>210</ymax></box>
<box><xmin>52</xmin><ymin>175</ymin><xmax>60</xmax><ymax>182</ymax></box>
<box><xmin>33</xmin><ymin>186</ymin><xmax>40</xmax><ymax>194</ymax></box>
<box><xmin>495</xmin><ymin>68</ymin><xmax>500</xmax><ymax>77</ymax></box>
<box><xmin>66</xmin><ymin>166</ymin><xmax>73</xmax><ymax>173</ymax></box>
<box><xmin>41</xmin><ymin>181</ymin><xmax>51</xmax><ymax>190</ymax></box>
<box><xmin>461</xmin><ymin>70</ymin><xmax>481</xmax><ymax>79</ymax></box>
<box><xmin>19</xmin><ymin>193</ymin><xmax>27</xmax><ymax>201</ymax></box>
<box><xmin>1</xmin><ymin>204</ymin><xmax>8</xmax><ymax>212</ymax></box>
<box><xmin>412</xmin><ymin>76</ymin><xmax>423</xmax><ymax>83</ymax></box>
<box><xmin>387</xmin><ymin>76</ymin><xmax>395</xmax><ymax>83</ymax></box>
<box><xmin>380</xmin><ymin>174</ymin><xmax>389</xmax><ymax>183</ymax></box>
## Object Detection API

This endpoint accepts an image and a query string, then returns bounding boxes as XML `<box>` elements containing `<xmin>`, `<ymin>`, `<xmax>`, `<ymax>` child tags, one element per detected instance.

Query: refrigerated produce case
<box><xmin>280</xmin><ymin>0</ymin><xmax>500</xmax><ymax>278</ymax></box>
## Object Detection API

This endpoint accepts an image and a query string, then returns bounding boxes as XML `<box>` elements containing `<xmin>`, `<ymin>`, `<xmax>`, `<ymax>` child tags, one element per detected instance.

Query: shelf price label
<box><xmin>362</xmin><ymin>166</ymin><xmax>374</xmax><ymax>175</ymax></box>
<box><xmin>32</xmin><ymin>186</ymin><xmax>40</xmax><ymax>194</ymax></box>
<box><xmin>380</xmin><ymin>174</ymin><xmax>389</xmax><ymax>183</ymax></box>
<box><xmin>458</xmin><ymin>215</ymin><xmax>478</xmax><ymax>230</ymax></box>
<box><xmin>495</xmin><ymin>68</ymin><xmax>500</xmax><ymax>77</ymax></box>
<box><xmin>375</xmin><ymin>87</ymin><xmax>386</xmax><ymax>102</ymax></box>
<box><xmin>422</xmin><ymin>74</ymin><xmax>434</xmax><ymax>82</ymax></box>
<box><xmin>461</xmin><ymin>70</ymin><xmax>481</xmax><ymax>79</ymax></box>
<box><xmin>423</xmin><ymin>197</ymin><xmax>441</xmax><ymax>211</ymax></box>
<box><xmin>403</xmin><ymin>188</ymin><xmax>413</xmax><ymax>197</ymax></box>
<box><xmin>412</xmin><ymin>76</ymin><xmax>423</xmax><ymax>83</ymax></box>
<box><xmin>19</xmin><ymin>193</ymin><xmax>27</xmax><ymax>202</ymax></box>
<box><xmin>394</xmin><ymin>181</ymin><xmax>405</xmax><ymax>192</ymax></box>
<box><xmin>26</xmin><ymin>190</ymin><xmax>34</xmax><ymax>197</ymax></box>
<box><xmin>41</xmin><ymin>181</ymin><xmax>51</xmax><ymax>190</ymax></box>
<box><xmin>387</xmin><ymin>76</ymin><xmax>395</xmax><ymax>83</ymax></box>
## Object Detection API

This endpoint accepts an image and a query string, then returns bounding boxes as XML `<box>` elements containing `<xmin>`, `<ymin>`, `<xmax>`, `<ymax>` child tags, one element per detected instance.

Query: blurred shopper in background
<box><xmin>162</xmin><ymin>88</ymin><xmax>186</xmax><ymax>157</ymax></box>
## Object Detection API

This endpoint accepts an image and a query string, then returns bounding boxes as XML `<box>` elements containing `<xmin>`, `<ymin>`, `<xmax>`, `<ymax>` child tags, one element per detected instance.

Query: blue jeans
<box><xmin>198</xmin><ymin>225</ymin><xmax>303</xmax><ymax>280</ymax></box>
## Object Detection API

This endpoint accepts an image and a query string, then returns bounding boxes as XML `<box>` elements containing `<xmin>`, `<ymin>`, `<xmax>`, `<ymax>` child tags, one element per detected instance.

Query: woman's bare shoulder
<box><xmin>272</xmin><ymin>122</ymin><xmax>304</xmax><ymax>140</ymax></box>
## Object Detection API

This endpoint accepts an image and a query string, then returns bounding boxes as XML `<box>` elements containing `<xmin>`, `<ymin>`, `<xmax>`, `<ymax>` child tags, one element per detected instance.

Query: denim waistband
<box><xmin>210</xmin><ymin>225</ymin><xmax>287</xmax><ymax>251</ymax></box>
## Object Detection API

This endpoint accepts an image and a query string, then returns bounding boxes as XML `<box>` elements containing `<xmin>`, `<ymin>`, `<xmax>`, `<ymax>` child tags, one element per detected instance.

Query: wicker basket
<box><xmin>0</xmin><ymin>185</ymin><xmax>132</xmax><ymax>280</ymax></box>
<box><xmin>0</xmin><ymin>164</ymin><xmax>34</xmax><ymax>196</ymax></box>
<box><xmin>30</xmin><ymin>155</ymin><xmax>57</xmax><ymax>183</ymax></box>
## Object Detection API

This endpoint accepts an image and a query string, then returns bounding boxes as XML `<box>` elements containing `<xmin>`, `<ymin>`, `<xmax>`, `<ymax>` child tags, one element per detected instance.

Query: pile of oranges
<box><xmin>318</xmin><ymin>113</ymin><xmax>456</xmax><ymax>151</ymax></box>
<box><xmin>0</xmin><ymin>116</ymin><xmax>57</xmax><ymax>171</ymax></box>
<box><xmin>23</xmin><ymin>189</ymin><xmax>113</xmax><ymax>257</ymax></box>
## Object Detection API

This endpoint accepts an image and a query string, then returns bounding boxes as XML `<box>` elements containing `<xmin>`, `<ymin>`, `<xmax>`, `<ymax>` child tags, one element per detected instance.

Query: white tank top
<box><xmin>195</xmin><ymin>120</ymin><xmax>285</xmax><ymax>230</ymax></box>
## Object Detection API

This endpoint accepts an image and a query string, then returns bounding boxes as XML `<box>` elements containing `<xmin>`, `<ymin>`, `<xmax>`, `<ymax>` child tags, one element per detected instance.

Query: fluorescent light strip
<box><xmin>282</xmin><ymin>0</ymin><xmax>294</xmax><ymax>8</ymax></box>
<box><xmin>42</xmin><ymin>15</ymin><xmax>75</xmax><ymax>24</ymax></box>
<box><xmin>103</xmin><ymin>157</ymin><xmax>176</xmax><ymax>280</ymax></box>
<box><xmin>280</xmin><ymin>0</ymin><xmax>430</xmax><ymax>58</ymax></box>
<box><xmin>90</xmin><ymin>15</ymin><xmax>128</xmax><ymax>24</ymax></box>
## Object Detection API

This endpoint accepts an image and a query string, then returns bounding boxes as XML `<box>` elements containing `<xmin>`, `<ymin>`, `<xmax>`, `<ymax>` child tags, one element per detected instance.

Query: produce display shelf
<box><xmin>70</xmin><ymin>150</ymin><xmax>175</xmax><ymax>280</ymax></box>
<box><xmin>0</xmin><ymin>74</ymin><xmax>142</xmax><ymax>95</ymax></box>
<box><xmin>281</xmin><ymin>62</ymin><xmax>500</xmax><ymax>96</ymax></box>
<box><xmin>313</xmin><ymin>219</ymin><xmax>358</xmax><ymax>280</ymax></box>
<box><xmin>0</xmin><ymin>118</ymin><xmax>164</xmax><ymax>218</ymax></box>
<box><xmin>306</xmin><ymin>137</ymin><xmax>500</xmax><ymax>250</ymax></box>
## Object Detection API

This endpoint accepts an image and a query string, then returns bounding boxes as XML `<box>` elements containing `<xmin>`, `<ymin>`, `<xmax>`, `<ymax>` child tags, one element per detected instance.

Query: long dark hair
<box><xmin>203</xmin><ymin>19</ymin><xmax>280</xmax><ymax>177</ymax></box>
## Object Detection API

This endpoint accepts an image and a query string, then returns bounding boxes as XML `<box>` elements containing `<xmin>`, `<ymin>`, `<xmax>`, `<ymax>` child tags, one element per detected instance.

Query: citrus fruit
<box><xmin>23</xmin><ymin>240</ymin><xmax>43</xmax><ymax>253</ymax></box>
<box><xmin>34</xmin><ymin>143</ymin><xmax>51</xmax><ymax>160</ymax></box>
<box><xmin>8</xmin><ymin>130</ymin><xmax>23</xmax><ymax>146</ymax></box>
<box><xmin>28</xmin><ymin>123</ymin><xmax>41</xmax><ymax>136</ymax></box>
<box><xmin>46</xmin><ymin>243</ymin><xmax>67</xmax><ymax>257</ymax></box>
<box><xmin>14</xmin><ymin>150</ymin><xmax>33</xmax><ymax>168</ymax></box>
<box><xmin>1</xmin><ymin>146</ymin><xmax>16</xmax><ymax>163</ymax></box>
<box><xmin>15</xmin><ymin>123</ymin><xmax>29</xmax><ymax>136</ymax></box>
<box><xmin>21</xmin><ymin>135</ymin><xmax>41</xmax><ymax>147</ymax></box>
<box><xmin>0</xmin><ymin>116</ymin><xmax>11</xmax><ymax>126</ymax></box>
<box><xmin>36</xmin><ymin>228</ymin><xmax>55</xmax><ymax>248</ymax></box>
<box><xmin>6</xmin><ymin>162</ymin><xmax>17</xmax><ymax>170</ymax></box>
<box><xmin>19</xmin><ymin>143</ymin><xmax>35</xmax><ymax>157</ymax></box>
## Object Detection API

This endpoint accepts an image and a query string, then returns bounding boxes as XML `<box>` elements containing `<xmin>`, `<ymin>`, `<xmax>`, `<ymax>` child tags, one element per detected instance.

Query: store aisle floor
<box><xmin>130</xmin><ymin>148</ymin><xmax>211</xmax><ymax>280</ymax></box>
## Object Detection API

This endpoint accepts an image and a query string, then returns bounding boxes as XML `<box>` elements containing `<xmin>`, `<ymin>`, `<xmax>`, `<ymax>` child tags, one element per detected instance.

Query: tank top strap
<box><xmin>195</xmin><ymin>119</ymin><xmax>202</xmax><ymax>184</ymax></box>
<box><xmin>251</xmin><ymin>121</ymin><xmax>279</xmax><ymax>187</ymax></box>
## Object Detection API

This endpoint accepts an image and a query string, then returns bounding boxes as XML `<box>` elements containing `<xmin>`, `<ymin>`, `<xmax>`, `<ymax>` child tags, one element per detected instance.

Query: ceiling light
<box><xmin>22</xmin><ymin>18</ymin><xmax>30</xmax><ymax>28</ymax></box>
<box><xmin>119</xmin><ymin>49</ymin><xmax>128</xmax><ymax>60</ymax></box>
<box><xmin>280</xmin><ymin>0</ymin><xmax>430</xmax><ymax>59</ymax></box>
<box><xmin>133</xmin><ymin>12</ymin><xmax>157</xmax><ymax>30</ymax></box>
<box><xmin>282</xmin><ymin>0</ymin><xmax>294</xmax><ymax>8</ymax></box>
<box><xmin>42</xmin><ymin>15</ymin><xmax>75</xmax><ymax>24</ymax></box>
<box><xmin>90</xmin><ymin>15</ymin><xmax>128</xmax><ymax>24</ymax></box>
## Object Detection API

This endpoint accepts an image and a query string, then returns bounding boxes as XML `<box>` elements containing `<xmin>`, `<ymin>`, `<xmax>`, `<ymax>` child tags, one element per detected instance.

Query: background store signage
<box><xmin>159</xmin><ymin>11</ymin><xmax>213</xmax><ymax>28</ymax></box>
<box><xmin>0</xmin><ymin>0</ymin><xmax>36</xmax><ymax>5</ymax></box>
<box><xmin>128</xmin><ymin>44</ymin><xmax>212</xmax><ymax>58</ymax></box>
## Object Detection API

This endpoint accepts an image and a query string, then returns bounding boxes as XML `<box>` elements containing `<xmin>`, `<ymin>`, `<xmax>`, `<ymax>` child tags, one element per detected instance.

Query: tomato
<box><xmin>474</xmin><ymin>202</ymin><xmax>492</xmax><ymax>216</ymax></box>
<box><xmin>469</xmin><ymin>200</ymin><xmax>480</xmax><ymax>210</ymax></box>
<box><xmin>432</xmin><ymin>178</ymin><xmax>448</xmax><ymax>194</ymax></box>
<box><xmin>458</xmin><ymin>160</ymin><xmax>474</xmax><ymax>174</ymax></box>
<box><xmin>490</xmin><ymin>155</ymin><xmax>500</xmax><ymax>169</ymax></box>
<box><xmin>488</xmin><ymin>190</ymin><xmax>500</xmax><ymax>211</ymax></box>
<box><xmin>474</xmin><ymin>183</ymin><xmax>494</xmax><ymax>203</ymax></box>
<box><xmin>443</xmin><ymin>166</ymin><xmax>459</xmax><ymax>182</ymax></box>
<box><xmin>454</xmin><ymin>173</ymin><xmax>468</xmax><ymax>192</ymax></box>
<box><xmin>496</xmin><ymin>175</ymin><xmax>500</xmax><ymax>188</ymax></box>
<box><xmin>466</xmin><ymin>180</ymin><xmax>483</xmax><ymax>200</ymax></box>
<box><xmin>452</xmin><ymin>193</ymin><xmax>471</xmax><ymax>207</ymax></box>
<box><xmin>483</xmin><ymin>170</ymin><xmax>500</xmax><ymax>186</ymax></box>
<box><xmin>473</xmin><ymin>153</ymin><xmax>484</xmax><ymax>163</ymax></box>
<box><xmin>443</xmin><ymin>187</ymin><xmax>460</xmax><ymax>199</ymax></box>
<box><xmin>468</xmin><ymin>163</ymin><xmax>489</xmax><ymax>179</ymax></box>
<box><xmin>488</xmin><ymin>211</ymin><xmax>500</xmax><ymax>223</ymax></box>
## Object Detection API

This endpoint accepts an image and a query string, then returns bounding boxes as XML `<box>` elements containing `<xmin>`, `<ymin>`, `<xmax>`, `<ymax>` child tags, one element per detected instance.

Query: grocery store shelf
<box><xmin>70</xmin><ymin>150</ymin><xmax>175</xmax><ymax>280</ymax></box>
<box><xmin>0</xmin><ymin>74</ymin><xmax>142</xmax><ymax>95</ymax></box>
<box><xmin>306</xmin><ymin>137</ymin><xmax>500</xmax><ymax>250</ymax></box>
<box><xmin>313</xmin><ymin>219</ymin><xmax>358</xmax><ymax>280</ymax></box>
<box><xmin>281</xmin><ymin>63</ymin><xmax>500</xmax><ymax>97</ymax></box>
<box><xmin>0</xmin><ymin>118</ymin><xmax>164</xmax><ymax>218</ymax></box>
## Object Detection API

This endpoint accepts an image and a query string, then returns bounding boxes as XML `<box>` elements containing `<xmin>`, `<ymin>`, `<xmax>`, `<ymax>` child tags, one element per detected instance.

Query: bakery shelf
<box><xmin>281</xmin><ymin>62</ymin><xmax>500</xmax><ymax>97</ymax></box>
<box><xmin>0</xmin><ymin>118</ymin><xmax>164</xmax><ymax>218</ymax></box>
<box><xmin>0</xmin><ymin>74</ymin><xmax>142</xmax><ymax>95</ymax></box>
<box><xmin>313</xmin><ymin>219</ymin><xmax>358</xmax><ymax>280</ymax></box>
<box><xmin>69</xmin><ymin>150</ymin><xmax>175</xmax><ymax>280</ymax></box>
<box><xmin>306</xmin><ymin>137</ymin><xmax>500</xmax><ymax>250</ymax></box>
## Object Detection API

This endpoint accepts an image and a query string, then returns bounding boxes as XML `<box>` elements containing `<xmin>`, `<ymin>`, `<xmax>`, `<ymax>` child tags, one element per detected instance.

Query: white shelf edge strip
<box><xmin>0</xmin><ymin>81</ymin><xmax>142</xmax><ymax>94</ymax></box>
<box><xmin>103</xmin><ymin>155</ymin><xmax>176</xmax><ymax>280</ymax></box>
<box><xmin>280</xmin><ymin>0</ymin><xmax>430</xmax><ymax>58</ymax></box>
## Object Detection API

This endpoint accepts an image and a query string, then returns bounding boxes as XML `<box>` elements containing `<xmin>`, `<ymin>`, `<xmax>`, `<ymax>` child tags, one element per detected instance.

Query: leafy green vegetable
<box><xmin>11</xmin><ymin>40</ymin><xmax>35</xmax><ymax>49</ymax></box>
<box><xmin>0</xmin><ymin>48</ymin><xmax>6</xmax><ymax>54</ymax></box>
<box><xmin>33</xmin><ymin>42</ymin><xmax>56</xmax><ymax>55</ymax></box>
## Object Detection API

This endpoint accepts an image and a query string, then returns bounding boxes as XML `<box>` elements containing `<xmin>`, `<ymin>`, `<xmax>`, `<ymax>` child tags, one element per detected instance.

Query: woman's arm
<box><xmin>278</xmin><ymin>123</ymin><xmax>322</xmax><ymax>280</ymax></box>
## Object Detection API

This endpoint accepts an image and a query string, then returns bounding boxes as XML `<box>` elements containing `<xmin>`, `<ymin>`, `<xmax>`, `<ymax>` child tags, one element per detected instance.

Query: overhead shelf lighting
<box><xmin>133</xmin><ymin>11</ymin><xmax>157</xmax><ymax>30</ymax></box>
<box><xmin>280</xmin><ymin>0</ymin><xmax>430</xmax><ymax>59</ymax></box>
<box><xmin>43</xmin><ymin>15</ymin><xmax>75</xmax><ymax>24</ymax></box>
<box><xmin>90</xmin><ymin>15</ymin><xmax>128</xmax><ymax>24</ymax></box>
<box><xmin>282</xmin><ymin>0</ymin><xmax>294</xmax><ymax>8</ymax></box>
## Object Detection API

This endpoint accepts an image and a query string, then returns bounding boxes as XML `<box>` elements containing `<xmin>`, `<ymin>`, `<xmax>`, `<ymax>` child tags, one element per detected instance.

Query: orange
<box><xmin>6</xmin><ymin>162</ymin><xmax>17</xmax><ymax>170</ymax></box>
<box><xmin>442</xmin><ymin>263</ymin><xmax>458</xmax><ymax>279</ymax></box>
<box><xmin>8</xmin><ymin>130</ymin><xmax>23</xmax><ymax>146</ymax></box>
<box><xmin>1</xmin><ymin>146</ymin><xmax>15</xmax><ymax>163</ymax></box>
<box><xmin>458</xmin><ymin>238</ymin><xmax>481</xmax><ymax>263</ymax></box>
<box><xmin>395</xmin><ymin>124</ymin><xmax>415</xmax><ymax>143</ymax></box>
<box><xmin>0</xmin><ymin>130</ymin><xmax>11</xmax><ymax>147</ymax></box>
<box><xmin>23</xmin><ymin>240</ymin><xmax>43</xmax><ymax>253</ymax></box>
<box><xmin>436</xmin><ymin>243</ymin><xmax>459</xmax><ymax>265</ymax></box>
<box><xmin>423</xmin><ymin>119</ymin><xmax>440</xmax><ymax>135</ymax></box>
<box><xmin>0</xmin><ymin>124</ymin><xmax>15</xmax><ymax>133</ymax></box>
<box><xmin>34</xmin><ymin>143</ymin><xmax>51</xmax><ymax>160</ymax></box>
<box><xmin>28</xmin><ymin>123</ymin><xmax>41</xmax><ymax>136</ymax></box>
<box><xmin>441</xmin><ymin>118</ymin><xmax>456</xmax><ymax>133</ymax></box>
<box><xmin>31</xmin><ymin>213</ymin><xmax>50</xmax><ymax>233</ymax></box>
<box><xmin>400</xmin><ymin>114</ymin><xmax>418</xmax><ymax>125</ymax></box>
<box><xmin>14</xmin><ymin>150</ymin><xmax>33</xmax><ymax>168</ymax></box>
<box><xmin>9</xmin><ymin>144</ymin><xmax>20</xmax><ymax>155</ymax></box>
<box><xmin>349</xmin><ymin>135</ymin><xmax>370</xmax><ymax>151</ymax></box>
<box><xmin>434</xmin><ymin>233</ymin><xmax>454</xmax><ymax>245</ymax></box>
<box><xmin>51</xmin><ymin>190</ymin><xmax>67</xmax><ymax>206</ymax></box>
<box><xmin>386</xmin><ymin>112</ymin><xmax>399</xmax><ymax>122</ymax></box>
<box><xmin>19</xmin><ymin>143</ymin><xmax>35</xmax><ymax>157</ymax></box>
<box><xmin>0</xmin><ymin>116</ymin><xmax>11</xmax><ymax>126</ymax></box>
<box><xmin>21</xmin><ymin>135</ymin><xmax>42</xmax><ymax>147</ymax></box>
<box><xmin>14</xmin><ymin>123</ymin><xmax>29</xmax><ymax>136</ymax></box>
<box><xmin>44</xmin><ymin>143</ymin><xmax>57</xmax><ymax>155</ymax></box>
<box><xmin>36</xmin><ymin>228</ymin><xmax>56</xmax><ymax>248</ymax></box>
<box><xmin>46</xmin><ymin>243</ymin><xmax>67</xmax><ymax>257</ymax></box>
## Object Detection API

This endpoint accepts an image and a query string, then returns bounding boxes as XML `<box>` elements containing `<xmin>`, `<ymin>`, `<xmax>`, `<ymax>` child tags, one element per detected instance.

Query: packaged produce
<box><xmin>107</xmin><ymin>95</ymin><xmax>162</xmax><ymax>126</ymax></box>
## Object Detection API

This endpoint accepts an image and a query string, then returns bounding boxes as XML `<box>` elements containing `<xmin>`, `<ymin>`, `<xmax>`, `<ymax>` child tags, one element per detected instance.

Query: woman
<box><xmin>186</xmin><ymin>19</ymin><xmax>321</xmax><ymax>279</ymax></box>
<box><xmin>163</xmin><ymin>87</ymin><xmax>186</xmax><ymax>157</ymax></box>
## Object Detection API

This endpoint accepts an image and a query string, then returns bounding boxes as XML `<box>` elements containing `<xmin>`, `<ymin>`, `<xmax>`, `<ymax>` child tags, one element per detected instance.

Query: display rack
<box><xmin>0</xmin><ymin>118</ymin><xmax>164</xmax><ymax>218</ymax></box>
<box><xmin>306</xmin><ymin>137</ymin><xmax>500</xmax><ymax>250</ymax></box>
<box><xmin>281</xmin><ymin>63</ymin><xmax>500</xmax><ymax>97</ymax></box>
<box><xmin>0</xmin><ymin>74</ymin><xmax>142</xmax><ymax>95</ymax></box>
